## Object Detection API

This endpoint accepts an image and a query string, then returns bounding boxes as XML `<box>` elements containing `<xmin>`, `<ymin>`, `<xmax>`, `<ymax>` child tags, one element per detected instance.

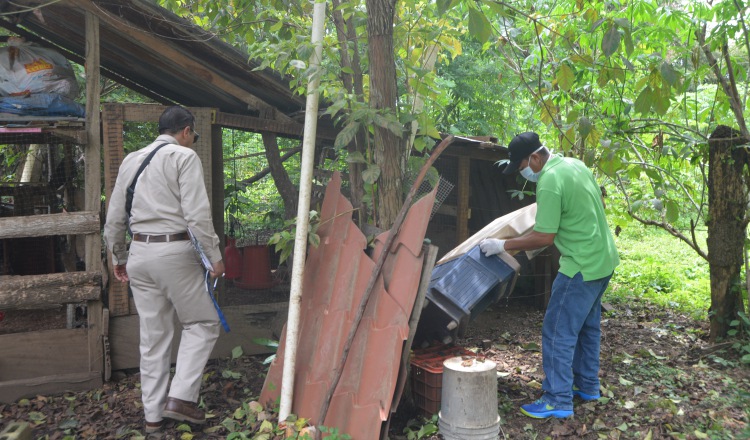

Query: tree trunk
<box><xmin>706</xmin><ymin>125</ymin><xmax>749</xmax><ymax>341</ymax></box>
<box><xmin>367</xmin><ymin>0</ymin><xmax>405</xmax><ymax>229</ymax></box>
<box><xmin>261</xmin><ymin>131</ymin><xmax>298</xmax><ymax>220</ymax></box>
<box><xmin>331</xmin><ymin>0</ymin><xmax>366</xmax><ymax>225</ymax></box>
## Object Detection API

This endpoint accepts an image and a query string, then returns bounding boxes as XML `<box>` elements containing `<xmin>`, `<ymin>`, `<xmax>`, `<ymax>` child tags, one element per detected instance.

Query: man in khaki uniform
<box><xmin>104</xmin><ymin>106</ymin><xmax>225</xmax><ymax>434</ymax></box>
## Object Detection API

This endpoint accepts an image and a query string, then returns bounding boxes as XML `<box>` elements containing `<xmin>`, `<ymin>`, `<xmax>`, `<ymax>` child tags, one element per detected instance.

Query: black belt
<box><xmin>132</xmin><ymin>232</ymin><xmax>190</xmax><ymax>243</ymax></box>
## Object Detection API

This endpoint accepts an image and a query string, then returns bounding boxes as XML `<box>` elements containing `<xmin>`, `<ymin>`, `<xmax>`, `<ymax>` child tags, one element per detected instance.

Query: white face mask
<box><xmin>520</xmin><ymin>166</ymin><xmax>540</xmax><ymax>182</ymax></box>
<box><xmin>520</xmin><ymin>146</ymin><xmax>544</xmax><ymax>182</ymax></box>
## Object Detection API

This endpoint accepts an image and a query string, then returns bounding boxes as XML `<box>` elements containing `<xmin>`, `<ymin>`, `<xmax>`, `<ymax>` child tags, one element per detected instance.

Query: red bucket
<box><xmin>234</xmin><ymin>245</ymin><xmax>275</xmax><ymax>289</ymax></box>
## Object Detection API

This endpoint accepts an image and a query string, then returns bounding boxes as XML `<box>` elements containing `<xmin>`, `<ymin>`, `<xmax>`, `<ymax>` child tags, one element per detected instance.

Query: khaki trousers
<box><xmin>127</xmin><ymin>240</ymin><xmax>220</xmax><ymax>423</ymax></box>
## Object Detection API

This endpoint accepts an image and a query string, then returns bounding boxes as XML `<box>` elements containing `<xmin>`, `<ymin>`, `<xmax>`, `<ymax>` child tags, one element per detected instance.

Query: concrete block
<box><xmin>0</xmin><ymin>422</ymin><xmax>32</xmax><ymax>440</ymax></box>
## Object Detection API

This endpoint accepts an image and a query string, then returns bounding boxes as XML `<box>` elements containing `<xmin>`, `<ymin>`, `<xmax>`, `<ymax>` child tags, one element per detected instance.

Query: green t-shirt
<box><xmin>534</xmin><ymin>155</ymin><xmax>620</xmax><ymax>281</ymax></box>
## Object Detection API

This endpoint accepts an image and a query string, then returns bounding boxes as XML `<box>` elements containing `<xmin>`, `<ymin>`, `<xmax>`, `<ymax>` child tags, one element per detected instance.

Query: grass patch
<box><xmin>606</xmin><ymin>225</ymin><xmax>710</xmax><ymax>320</ymax></box>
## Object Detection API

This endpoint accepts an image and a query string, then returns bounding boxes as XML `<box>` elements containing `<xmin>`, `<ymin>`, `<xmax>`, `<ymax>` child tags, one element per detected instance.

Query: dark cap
<box><xmin>502</xmin><ymin>131</ymin><xmax>543</xmax><ymax>174</ymax></box>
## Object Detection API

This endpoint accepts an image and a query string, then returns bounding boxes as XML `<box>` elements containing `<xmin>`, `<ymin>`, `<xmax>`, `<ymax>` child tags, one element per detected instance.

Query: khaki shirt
<box><xmin>104</xmin><ymin>134</ymin><xmax>221</xmax><ymax>266</ymax></box>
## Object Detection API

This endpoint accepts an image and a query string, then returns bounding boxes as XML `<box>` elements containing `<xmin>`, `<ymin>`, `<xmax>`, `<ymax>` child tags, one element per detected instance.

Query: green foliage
<box><xmin>402</xmin><ymin>415</ymin><xmax>438</xmax><ymax>439</ymax></box>
<box><xmin>608</xmin><ymin>226</ymin><xmax>710</xmax><ymax>319</ymax></box>
<box><xmin>251</xmin><ymin>338</ymin><xmax>279</xmax><ymax>365</ymax></box>
<box><xmin>728</xmin><ymin>312</ymin><xmax>750</xmax><ymax>364</ymax></box>
<box><xmin>267</xmin><ymin>211</ymin><xmax>321</xmax><ymax>265</ymax></box>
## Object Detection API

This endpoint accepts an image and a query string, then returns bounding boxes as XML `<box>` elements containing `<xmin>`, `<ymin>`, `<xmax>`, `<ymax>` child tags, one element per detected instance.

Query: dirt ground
<box><xmin>1</xmin><ymin>294</ymin><xmax>749</xmax><ymax>439</ymax></box>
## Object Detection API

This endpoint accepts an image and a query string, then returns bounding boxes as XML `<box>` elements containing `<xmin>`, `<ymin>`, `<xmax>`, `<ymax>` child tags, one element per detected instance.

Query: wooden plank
<box><xmin>102</xmin><ymin>103</ymin><xmax>125</xmax><ymax>204</ymax></box>
<box><xmin>109</xmin><ymin>305</ymin><xmax>280</xmax><ymax>370</ymax></box>
<box><xmin>0</xmin><ymin>371</ymin><xmax>102</xmax><ymax>404</ymax></box>
<box><xmin>443</xmin><ymin>144</ymin><xmax>506</xmax><ymax>162</ymax></box>
<box><xmin>101</xmin><ymin>103</ymin><xmax>130</xmax><ymax>317</ymax></box>
<box><xmin>456</xmin><ymin>156</ymin><xmax>471</xmax><ymax>243</ymax></box>
<box><xmin>0</xmin><ymin>211</ymin><xmax>99</xmax><ymax>239</ymax></box>
<box><xmin>85</xmin><ymin>9</ymin><xmax>104</xmax><ymax>383</ymax></box>
<box><xmin>121</xmin><ymin>103</ymin><xmax>166</xmax><ymax>123</ymax></box>
<box><xmin>215</xmin><ymin>111</ymin><xmax>337</xmax><ymax>141</ymax></box>
<box><xmin>211</xmin><ymin>122</ymin><xmax>225</xmax><ymax>306</ymax></box>
<box><xmin>0</xmin><ymin>328</ymin><xmax>90</xmax><ymax>381</ymax></box>
<box><xmin>0</xmin><ymin>271</ymin><xmax>101</xmax><ymax>309</ymax></box>
<box><xmin>84</xmin><ymin>9</ymin><xmax>102</xmax><ymax>273</ymax></box>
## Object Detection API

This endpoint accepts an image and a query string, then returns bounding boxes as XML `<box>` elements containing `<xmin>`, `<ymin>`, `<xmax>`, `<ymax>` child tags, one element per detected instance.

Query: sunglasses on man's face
<box><xmin>191</xmin><ymin>128</ymin><xmax>200</xmax><ymax>143</ymax></box>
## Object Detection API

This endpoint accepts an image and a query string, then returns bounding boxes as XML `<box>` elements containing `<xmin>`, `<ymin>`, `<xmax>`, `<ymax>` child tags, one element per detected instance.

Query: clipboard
<box><xmin>187</xmin><ymin>228</ymin><xmax>214</xmax><ymax>272</ymax></box>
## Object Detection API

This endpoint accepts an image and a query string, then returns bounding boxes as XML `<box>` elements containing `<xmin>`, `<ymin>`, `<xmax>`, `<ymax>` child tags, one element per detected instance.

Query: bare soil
<box><xmin>1</xmin><ymin>295</ymin><xmax>749</xmax><ymax>439</ymax></box>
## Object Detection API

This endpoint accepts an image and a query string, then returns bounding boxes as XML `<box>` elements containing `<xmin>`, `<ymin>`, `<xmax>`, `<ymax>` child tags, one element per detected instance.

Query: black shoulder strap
<box><xmin>125</xmin><ymin>142</ymin><xmax>170</xmax><ymax>218</ymax></box>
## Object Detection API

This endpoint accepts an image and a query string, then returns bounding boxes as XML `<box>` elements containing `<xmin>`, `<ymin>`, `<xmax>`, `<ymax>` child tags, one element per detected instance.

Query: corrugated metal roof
<box><xmin>0</xmin><ymin>0</ymin><xmax>318</xmax><ymax>124</ymax></box>
<box><xmin>260</xmin><ymin>172</ymin><xmax>436</xmax><ymax>439</ymax></box>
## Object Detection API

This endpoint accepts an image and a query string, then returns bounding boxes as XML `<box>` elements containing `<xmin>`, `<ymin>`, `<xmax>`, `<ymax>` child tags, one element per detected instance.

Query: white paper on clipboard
<box><xmin>187</xmin><ymin>228</ymin><xmax>214</xmax><ymax>272</ymax></box>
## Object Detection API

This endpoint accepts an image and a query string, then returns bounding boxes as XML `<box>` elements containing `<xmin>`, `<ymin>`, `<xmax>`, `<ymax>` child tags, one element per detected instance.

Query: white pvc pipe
<box><xmin>278</xmin><ymin>0</ymin><xmax>327</xmax><ymax>422</ymax></box>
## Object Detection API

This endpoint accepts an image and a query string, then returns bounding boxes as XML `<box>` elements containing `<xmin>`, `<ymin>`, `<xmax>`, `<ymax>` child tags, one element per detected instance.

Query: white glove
<box><xmin>479</xmin><ymin>238</ymin><xmax>506</xmax><ymax>257</ymax></box>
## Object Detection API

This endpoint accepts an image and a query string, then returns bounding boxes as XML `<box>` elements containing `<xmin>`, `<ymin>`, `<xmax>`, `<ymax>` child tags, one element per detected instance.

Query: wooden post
<box><xmin>456</xmin><ymin>156</ymin><xmax>470</xmax><ymax>243</ymax></box>
<box><xmin>84</xmin><ymin>10</ymin><xmax>104</xmax><ymax>382</ymax></box>
<box><xmin>211</xmin><ymin>116</ymin><xmax>225</xmax><ymax>305</ymax></box>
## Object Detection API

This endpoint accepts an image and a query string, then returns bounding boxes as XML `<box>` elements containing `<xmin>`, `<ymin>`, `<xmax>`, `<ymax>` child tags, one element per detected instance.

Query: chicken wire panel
<box><xmin>413</xmin><ymin>175</ymin><xmax>454</xmax><ymax>220</ymax></box>
<box><xmin>1</xmin><ymin>133</ymin><xmax>85</xmax><ymax>277</ymax></box>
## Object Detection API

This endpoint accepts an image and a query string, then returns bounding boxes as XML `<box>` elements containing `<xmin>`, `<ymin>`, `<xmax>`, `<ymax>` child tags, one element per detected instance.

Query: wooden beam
<box><xmin>456</xmin><ymin>156</ymin><xmax>471</xmax><ymax>243</ymax></box>
<box><xmin>0</xmin><ymin>272</ymin><xmax>102</xmax><ymax>309</ymax></box>
<box><xmin>443</xmin><ymin>144</ymin><xmax>507</xmax><ymax>162</ymax></box>
<box><xmin>84</xmin><ymin>9</ymin><xmax>104</xmax><ymax>382</ymax></box>
<box><xmin>67</xmin><ymin>0</ymin><xmax>295</xmax><ymax>124</ymax></box>
<box><xmin>0</xmin><ymin>211</ymin><xmax>99</xmax><ymax>239</ymax></box>
<box><xmin>0</xmin><ymin>328</ymin><xmax>90</xmax><ymax>381</ymax></box>
<box><xmin>0</xmin><ymin>371</ymin><xmax>102</xmax><ymax>404</ymax></box>
<box><xmin>216</xmin><ymin>111</ymin><xmax>337</xmax><ymax>141</ymax></box>
<box><xmin>101</xmin><ymin>103</ymin><xmax>131</xmax><ymax>317</ymax></box>
<box><xmin>109</xmin><ymin>305</ymin><xmax>279</xmax><ymax>370</ymax></box>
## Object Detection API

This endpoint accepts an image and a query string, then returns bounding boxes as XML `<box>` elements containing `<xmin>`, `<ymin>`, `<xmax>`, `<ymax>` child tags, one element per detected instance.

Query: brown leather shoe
<box><xmin>145</xmin><ymin>420</ymin><xmax>163</xmax><ymax>433</ymax></box>
<box><xmin>163</xmin><ymin>397</ymin><xmax>206</xmax><ymax>424</ymax></box>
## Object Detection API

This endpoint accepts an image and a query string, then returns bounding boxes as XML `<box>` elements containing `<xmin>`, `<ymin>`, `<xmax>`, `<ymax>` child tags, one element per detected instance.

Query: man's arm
<box><xmin>504</xmin><ymin>230</ymin><xmax>556</xmax><ymax>252</ymax></box>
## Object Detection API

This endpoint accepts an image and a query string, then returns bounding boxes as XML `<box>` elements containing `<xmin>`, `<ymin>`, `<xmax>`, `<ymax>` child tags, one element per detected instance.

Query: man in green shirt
<box><xmin>480</xmin><ymin>132</ymin><xmax>619</xmax><ymax>418</ymax></box>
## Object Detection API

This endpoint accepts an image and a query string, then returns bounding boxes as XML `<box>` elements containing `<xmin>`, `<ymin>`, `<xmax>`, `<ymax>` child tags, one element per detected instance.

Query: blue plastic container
<box><xmin>427</xmin><ymin>245</ymin><xmax>519</xmax><ymax>328</ymax></box>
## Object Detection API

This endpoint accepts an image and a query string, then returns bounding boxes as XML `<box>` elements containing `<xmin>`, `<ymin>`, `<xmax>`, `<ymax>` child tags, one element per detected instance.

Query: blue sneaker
<box><xmin>520</xmin><ymin>398</ymin><xmax>573</xmax><ymax>419</ymax></box>
<box><xmin>573</xmin><ymin>385</ymin><xmax>600</xmax><ymax>401</ymax></box>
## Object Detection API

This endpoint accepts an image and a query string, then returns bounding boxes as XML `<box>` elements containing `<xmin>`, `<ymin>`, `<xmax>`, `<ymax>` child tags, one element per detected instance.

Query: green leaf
<box><xmin>660</xmin><ymin>62</ymin><xmax>679</xmax><ymax>86</ymax></box>
<box><xmin>58</xmin><ymin>419</ymin><xmax>79</xmax><ymax>429</ymax></box>
<box><xmin>418</xmin><ymin>423</ymin><xmax>438</xmax><ymax>437</ymax></box>
<box><xmin>436</xmin><ymin>0</ymin><xmax>456</xmax><ymax>15</ymax></box>
<box><xmin>334</xmin><ymin>121</ymin><xmax>359</xmax><ymax>149</ymax></box>
<box><xmin>556</xmin><ymin>64</ymin><xmax>575</xmax><ymax>92</ymax></box>
<box><xmin>613</xmin><ymin>18</ymin><xmax>631</xmax><ymax>29</ymax></box>
<box><xmin>28</xmin><ymin>411</ymin><xmax>47</xmax><ymax>422</ymax></box>
<box><xmin>634</xmin><ymin>87</ymin><xmax>653</xmax><ymax>114</ymax></box>
<box><xmin>647</xmin><ymin>349</ymin><xmax>667</xmax><ymax>360</ymax></box>
<box><xmin>665</xmin><ymin>201</ymin><xmax>679</xmax><ymax>223</ymax></box>
<box><xmin>362</xmin><ymin>163</ymin><xmax>381</xmax><ymax>184</ymax></box>
<box><xmin>231</xmin><ymin>346</ymin><xmax>244</xmax><ymax>360</ymax></box>
<box><xmin>602</xmin><ymin>25</ymin><xmax>621</xmax><ymax>57</ymax></box>
<box><xmin>252</xmin><ymin>338</ymin><xmax>279</xmax><ymax>349</ymax></box>
<box><xmin>578</xmin><ymin>116</ymin><xmax>593</xmax><ymax>138</ymax></box>
<box><xmin>346</xmin><ymin>151</ymin><xmax>367</xmax><ymax>164</ymax></box>
<box><xmin>308</xmin><ymin>232</ymin><xmax>320</xmax><ymax>247</ymax></box>
<box><xmin>468</xmin><ymin>8</ymin><xmax>492</xmax><ymax>43</ymax></box>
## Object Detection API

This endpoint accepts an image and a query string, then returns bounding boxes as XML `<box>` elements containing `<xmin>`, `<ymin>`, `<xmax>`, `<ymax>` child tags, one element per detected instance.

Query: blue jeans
<box><xmin>541</xmin><ymin>271</ymin><xmax>613</xmax><ymax>410</ymax></box>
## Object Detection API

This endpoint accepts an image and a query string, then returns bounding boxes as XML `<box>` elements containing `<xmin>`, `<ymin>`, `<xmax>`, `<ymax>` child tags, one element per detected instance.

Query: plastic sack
<box><xmin>0</xmin><ymin>37</ymin><xmax>79</xmax><ymax>99</ymax></box>
<box><xmin>0</xmin><ymin>93</ymin><xmax>85</xmax><ymax>117</ymax></box>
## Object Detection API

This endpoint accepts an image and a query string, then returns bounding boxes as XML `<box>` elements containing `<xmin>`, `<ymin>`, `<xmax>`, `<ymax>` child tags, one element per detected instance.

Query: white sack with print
<box><xmin>0</xmin><ymin>38</ymin><xmax>79</xmax><ymax>99</ymax></box>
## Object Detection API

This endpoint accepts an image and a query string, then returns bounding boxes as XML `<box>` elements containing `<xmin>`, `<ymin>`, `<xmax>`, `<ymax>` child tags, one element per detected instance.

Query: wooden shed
<box><xmin>0</xmin><ymin>0</ymin><xmax>336</xmax><ymax>403</ymax></box>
